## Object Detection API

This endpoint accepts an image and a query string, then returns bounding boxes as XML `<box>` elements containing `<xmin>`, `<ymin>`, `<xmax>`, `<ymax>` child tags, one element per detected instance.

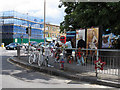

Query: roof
<box><xmin>46</xmin><ymin>23</ymin><xmax>60</xmax><ymax>27</ymax></box>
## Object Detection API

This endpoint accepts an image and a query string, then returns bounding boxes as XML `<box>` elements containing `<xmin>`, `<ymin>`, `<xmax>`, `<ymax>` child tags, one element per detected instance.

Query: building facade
<box><xmin>0</xmin><ymin>11</ymin><xmax>44</xmax><ymax>45</ymax></box>
<box><xmin>45</xmin><ymin>23</ymin><xmax>66</xmax><ymax>42</ymax></box>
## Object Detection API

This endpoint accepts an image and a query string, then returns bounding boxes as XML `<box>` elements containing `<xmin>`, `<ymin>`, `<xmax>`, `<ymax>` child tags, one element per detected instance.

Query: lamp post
<box><xmin>44</xmin><ymin>0</ymin><xmax>46</xmax><ymax>46</ymax></box>
<box><xmin>26</xmin><ymin>13</ymin><xmax>31</xmax><ymax>54</ymax></box>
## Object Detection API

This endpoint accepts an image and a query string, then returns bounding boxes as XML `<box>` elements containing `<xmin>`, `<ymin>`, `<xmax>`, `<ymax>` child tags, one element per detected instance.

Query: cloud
<box><xmin>0</xmin><ymin>0</ymin><xmax>65</xmax><ymax>25</ymax></box>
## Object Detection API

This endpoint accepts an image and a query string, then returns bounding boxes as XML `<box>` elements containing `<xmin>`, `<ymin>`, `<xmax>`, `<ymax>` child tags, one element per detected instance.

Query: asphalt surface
<box><xmin>1</xmin><ymin>47</ymin><xmax>115</xmax><ymax>88</ymax></box>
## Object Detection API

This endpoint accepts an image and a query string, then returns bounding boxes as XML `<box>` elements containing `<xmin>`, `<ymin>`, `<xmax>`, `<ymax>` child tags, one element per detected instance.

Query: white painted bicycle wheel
<box><xmin>29</xmin><ymin>53</ymin><xmax>35</xmax><ymax>64</ymax></box>
<box><xmin>44</xmin><ymin>59</ymin><xmax>47</xmax><ymax>67</ymax></box>
<box><xmin>44</xmin><ymin>57</ymin><xmax>48</xmax><ymax>67</ymax></box>
<box><xmin>38</xmin><ymin>54</ymin><xmax>44</xmax><ymax>66</ymax></box>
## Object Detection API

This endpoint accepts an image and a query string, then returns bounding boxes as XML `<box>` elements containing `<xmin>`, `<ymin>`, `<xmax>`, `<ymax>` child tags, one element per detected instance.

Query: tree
<box><xmin>59</xmin><ymin>2</ymin><xmax>120</xmax><ymax>35</ymax></box>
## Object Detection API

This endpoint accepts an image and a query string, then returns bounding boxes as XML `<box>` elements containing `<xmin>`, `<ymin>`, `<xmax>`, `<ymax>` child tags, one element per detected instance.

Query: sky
<box><xmin>0</xmin><ymin>0</ymin><xmax>66</xmax><ymax>26</ymax></box>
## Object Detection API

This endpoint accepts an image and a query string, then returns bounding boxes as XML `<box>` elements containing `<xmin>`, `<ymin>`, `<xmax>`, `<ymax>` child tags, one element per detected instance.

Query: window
<box><xmin>40</xmin><ymin>24</ymin><xmax>43</xmax><ymax>28</ymax></box>
<box><xmin>57</xmin><ymin>28</ymin><xmax>60</xmax><ymax>31</ymax></box>
<box><xmin>4</xmin><ymin>19</ymin><xmax>14</xmax><ymax>24</ymax></box>
<box><xmin>52</xmin><ymin>27</ymin><xmax>55</xmax><ymax>31</ymax></box>
<box><xmin>46</xmin><ymin>26</ymin><xmax>48</xmax><ymax>30</ymax></box>
<box><xmin>22</xmin><ymin>20</ymin><xmax>27</xmax><ymax>26</ymax></box>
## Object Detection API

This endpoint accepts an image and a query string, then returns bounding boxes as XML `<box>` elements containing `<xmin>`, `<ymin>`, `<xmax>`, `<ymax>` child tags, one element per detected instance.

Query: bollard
<box><xmin>17</xmin><ymin>45</ymin><xmax>20</xmax><ymax>59</ymax></box>
<box><xmin>1</xmin><ymin>43</ymin><xmax>4</xmax><ymax>47</ymax></box>
<box><xmin>60</xmin><ymin>58</ymin><xmax>65</xmax><ymax>70</ymax></box>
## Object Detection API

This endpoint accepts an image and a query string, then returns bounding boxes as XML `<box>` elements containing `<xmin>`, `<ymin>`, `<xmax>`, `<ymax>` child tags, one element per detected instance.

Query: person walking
<box><xmin>76</xmin><ymin>36</ymin><xmax>85</xmax><ymax>65</ymax></box>
<box><xmin>77</xmin><ymin>36</ymin><xmax>86</xmax><ymax>49</ymax></box>
<box><xmin>76</xmin><ymin>48</ymin><xmax>84</xmax><ymax>65</ymax></box>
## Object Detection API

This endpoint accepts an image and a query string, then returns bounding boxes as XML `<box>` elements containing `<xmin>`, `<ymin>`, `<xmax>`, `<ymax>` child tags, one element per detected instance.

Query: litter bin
<box><xmin>1</xmin><ymin>43</ymin><xmax>4</xmax><ymax>47</ymax></box>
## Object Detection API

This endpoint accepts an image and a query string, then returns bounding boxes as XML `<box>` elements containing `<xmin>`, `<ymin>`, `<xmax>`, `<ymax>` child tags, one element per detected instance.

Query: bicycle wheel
<box><xmin>44</xmin><ymin>57</ymin><xmax>48</xmax><ymax>67</ymax></box>
<box><xmin>29</xmin><ymin>53</ymin><xmax>35</xmax><ymax>64</ymax></box>
<box><xmin>38</xmin><ymin>54</ymin><xmax>44</xmax><ymax>67</ymax></box>
<box><xmin>44</xmin><ymin>59</ymin><xmax>47</xmax><ymax>67</ymax></box>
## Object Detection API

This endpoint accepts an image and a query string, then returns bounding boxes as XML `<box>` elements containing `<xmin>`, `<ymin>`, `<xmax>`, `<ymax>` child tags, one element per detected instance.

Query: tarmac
<box><xmin>8</xmin><ymin>54</ymin><xmax>120</xmax><ymax>88</ymax></box>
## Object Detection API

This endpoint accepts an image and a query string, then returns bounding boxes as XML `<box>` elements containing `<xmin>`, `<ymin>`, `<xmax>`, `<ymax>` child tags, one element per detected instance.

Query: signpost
<box><xmin>28</xmin><ymin>24</ymin><xmax>31</xmax><ymax>54</ymax></box>
<box><xmin>94</xmin><ymin>57</ymin><xmax>106</xmax><ymax>77</ymax></box>
<box><xmin>21</xmin><ymin>35</ymin><xmax>23</xmax><ymax>44</ymax></box>
<box><xmin>43</xmin><ymin>0</ymin><xmax>46</xmax><ymax>56</ymax></box>
<box><xmin>26</xmin><ymin>24</ymin><xmax>31</xmax><ymax>53</ymax></box>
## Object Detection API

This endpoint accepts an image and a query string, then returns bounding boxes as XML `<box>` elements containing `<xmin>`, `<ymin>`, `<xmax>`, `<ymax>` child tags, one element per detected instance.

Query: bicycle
<box><xmin>38</xmin><ymin>47</ymin><xmax>49</xmax><ymax>67</ymax></box>
<box><xmin>28</xmin><ymin>47</ymin><xmax>39</xmax><ymax>64</ymax></box>
<box><xmin>38</xmin><ymin>49</ymin><xmax>44</xmax><ymax>67</ymax></box>
<box><xmin>38</xmin><ymin>54</ymin><xmax>49</xmax><ymax>67</ymax></box>
<box><xmin>43</xmin><ymin>56</ymin><xmax>49</xmax><ymax>67</ymax></box>
<box><xmin>54</xmin><ymin>48</ymin><xmax>62</xmax><ymax>63</ymax></box>
<box><xmin>44</xmin><ymin>47</ymin><xmax>50</xmax><ymax>66</ymax></box>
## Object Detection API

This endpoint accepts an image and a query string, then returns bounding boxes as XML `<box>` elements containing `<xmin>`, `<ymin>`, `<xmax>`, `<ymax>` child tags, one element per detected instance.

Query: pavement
<box><xmin>8</xmin><ymin>53</ymin><xmax>120</xmax><ymax>88</ymax></box>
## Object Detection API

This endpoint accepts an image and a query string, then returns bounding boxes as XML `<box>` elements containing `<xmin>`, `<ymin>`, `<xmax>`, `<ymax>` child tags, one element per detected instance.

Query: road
<box><xmin>0</xmin><ymin>47</ymin><xmax>114</xmax><ymax>88</ymax></box>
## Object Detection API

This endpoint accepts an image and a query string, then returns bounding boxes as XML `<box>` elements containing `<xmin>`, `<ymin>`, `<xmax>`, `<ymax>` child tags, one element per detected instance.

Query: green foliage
<box><xmin>59</xmin><ymin>2</ymin><xmax>120</xmax><ymax>35</ymax></box>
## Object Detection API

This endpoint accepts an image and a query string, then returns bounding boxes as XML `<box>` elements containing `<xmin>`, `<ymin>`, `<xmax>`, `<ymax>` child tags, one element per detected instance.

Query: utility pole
<box><xmin>44</xmin><ymin>0</ymin><xmax>46</xmax><ymax>46</ymax></box>
<box><xmin>28</xmin><ymin>24</ymin><xmax>31</xmax><ymax>54</ymax></box>
<box><xmin>26</xmin><ymin>13</ymin><xmax>31</xmax><ymax>54</ymax></box>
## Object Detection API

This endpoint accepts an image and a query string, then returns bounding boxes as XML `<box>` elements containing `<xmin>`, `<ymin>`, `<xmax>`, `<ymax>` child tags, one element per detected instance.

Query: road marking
<box><xmin>7</xmin><ymin>57</ymin><xmax>29</xmax><ymax>71</ymax></box>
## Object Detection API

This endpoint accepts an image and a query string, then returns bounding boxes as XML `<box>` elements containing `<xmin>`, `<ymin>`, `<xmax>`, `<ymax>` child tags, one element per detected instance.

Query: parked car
<box><xmin>22</xmin><ymin>43</ymin><xmax>28</xmax><ymax>48</ymax></box>
<box><xmin>23</xmin><ymin>41</ymin><xmax>38</xmax><ymax>48</ymax></box>
<box><xmin>40</xmin><ymin>42</ymin><xmax>49</xmax><ymax>48</ymax></box>
<box><xmin>31</xmin><ymin>42</ymin><xmax>39</xmax><ymax>48</ymax></box>
<box><xmin>5</xmin><ymin>43</ymin><xmax>22</xmax><ymax>50</ymax></box>
<box><xmin>27</xmin><ymin>41</ymin><xmax>38</xmax><ymax>48</ymax></box>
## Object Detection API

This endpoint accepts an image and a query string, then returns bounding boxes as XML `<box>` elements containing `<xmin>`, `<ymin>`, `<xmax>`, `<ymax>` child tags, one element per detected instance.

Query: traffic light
<box><xmin>26</xmin><ymin>27</ymin><xmax>31</xmax><ymax>36</ymax></box>
<box><xmin>26</xmin><ymin>27</ymin><xmax>28</xmax><ymax>34</ymax></box>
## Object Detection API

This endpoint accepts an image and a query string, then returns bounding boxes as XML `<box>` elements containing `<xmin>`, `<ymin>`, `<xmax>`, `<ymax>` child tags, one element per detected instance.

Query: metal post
<box><xmin>96</xmin><ymin>49</ymin><xmax>99</xmax><ymax>77</ymax></box>
<box><xmin>26</xmin><ymin>13</ymin><xmax>30</xmax><ymax>54</ymax></box>
<box><xmin>21</xmin><ymin>34</ymin><xmax>23</xmax><ymax>44</ymax></box>
<box><xmin>44</xmin><ymin>0</ymin><xmax>46</xmax><ymax>46</ymax></box>
<box><xmin>62</xmin><ymin>48</ymin><xmax>65</xmax><ymax>62</ymax></box>
<box><xmin>17</xmin><ymin>45</ymin><xmax>20</xmax><ymax>59</ymax></box>
<box><xmin>28</xmin><ymin>24</ymin><xmax>31</xmax><ymax>54</ymax></box>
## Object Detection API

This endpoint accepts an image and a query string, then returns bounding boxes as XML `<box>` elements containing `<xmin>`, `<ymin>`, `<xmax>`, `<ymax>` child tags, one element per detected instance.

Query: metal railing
<box><xmin>20</xmin><ymin>46</ymin><xmax>120</xmax><ymax>76</ymax></box>
<box><xmin>64</xmin><ymin>48</ymin><xmax>120</xmax><ymax>76</ymax></box>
